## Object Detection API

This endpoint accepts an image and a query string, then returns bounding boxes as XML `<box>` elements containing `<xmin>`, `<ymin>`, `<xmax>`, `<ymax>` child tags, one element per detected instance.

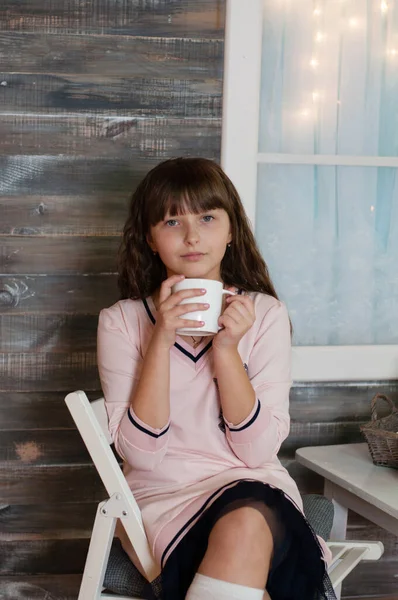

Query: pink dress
<box><xmin>97</xmin><ymin>292</ymin><xmax>331</xmax><ymax>572</ymax></box>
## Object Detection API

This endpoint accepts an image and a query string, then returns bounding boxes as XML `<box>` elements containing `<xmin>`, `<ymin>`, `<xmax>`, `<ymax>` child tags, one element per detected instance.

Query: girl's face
<box><xmin>147</xmin><ymin>208</ymin><xmax>232</xmax><ymax>282</ymax></box>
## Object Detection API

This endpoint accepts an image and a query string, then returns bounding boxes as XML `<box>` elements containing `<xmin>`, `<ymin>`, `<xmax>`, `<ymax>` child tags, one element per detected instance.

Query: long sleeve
<box><xmin>97</xmin><ymin>303</ymin><xmax>170</xmax><ymax>471</ymax></box>
<box><xmin>223</xmin><ymin>300</ymin><xmax>292</xmax><ymax>468</ymax></box>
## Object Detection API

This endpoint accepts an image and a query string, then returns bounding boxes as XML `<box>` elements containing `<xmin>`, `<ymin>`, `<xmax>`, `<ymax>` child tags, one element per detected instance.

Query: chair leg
<box><xmin>78</xmin><ymin>501</ymin><xmax>117</xmax><ymax>600</ymax></box>
<box><xmin>327</xmin><ymin>541</ymin><xmax>384</xmax><ymax>595</ymax></box>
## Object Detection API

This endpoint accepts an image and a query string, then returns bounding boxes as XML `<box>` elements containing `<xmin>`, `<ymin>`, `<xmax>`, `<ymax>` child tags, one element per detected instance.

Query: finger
<box><xmin>220</xmin><ymin>308</ymin><xmax>240</xmax><ymax>326</ymax></box>
<box><xmin>225</xmin><ymin>300</ymin><xmax>249</xmax><ymax>320</ymax></box>
<box><xmin>218</xmin><ymin>312</ymin><xmax>239</xmax><ymax>327</ymax></box>
<box><xmin>179</xmin><ymin>318</ymin><xmax>206</xmax><ymax>328</ymax></box>
<box><xmin>163</xmin><ymin>288</ymin><xmax>206</xmax><ymax>310</ymax></box>
<box><xmin>226</xmin><ymin>295</ymin><xmax>255</xmax><ymax>317</ymax></box>
<box><xmin>159</xmin><ymin>274</ymin><xmax>185</xmax><ymax>303</ymax></box>
<box><xmin>173</xmin><ymin>302</ymin><xmax>209</xmax><ymax>317</ymax></box>
<box><xmin>224</xmin><ymin>298</ymin><xmax>253</xmax><ymax>323</ymax></box>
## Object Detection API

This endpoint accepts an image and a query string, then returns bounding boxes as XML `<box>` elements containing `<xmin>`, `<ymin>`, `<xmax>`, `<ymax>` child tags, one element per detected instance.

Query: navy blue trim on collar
<box><xmin>143</xmin><ymin>298</ymin><xmax>156</xmax><ymax>325</ymax></box>
<box><xmin>226</xmin><ymin>399</ymin><xmax>261</xmax><ymax>432</ymax></box>
<box><xmin>175</xmin><ymin>340</ymin><xmax>213</xmax><ymax>363</ymax></box>
<box><xmin>128</xmin><ymin>407</ymin><xmax>170</xmax><ymax>438</ymax></box>
<box><xmin>142</xmin><ymin>298</ymin><xmax>213</xmax><ymax>363</ymax></box>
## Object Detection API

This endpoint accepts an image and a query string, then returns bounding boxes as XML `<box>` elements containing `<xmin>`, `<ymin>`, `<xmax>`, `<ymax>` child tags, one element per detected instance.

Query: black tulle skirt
<box><xmin>158</xmin><ymin>480</ymin><xmax>337</xmax><ymax>600</ymax></box>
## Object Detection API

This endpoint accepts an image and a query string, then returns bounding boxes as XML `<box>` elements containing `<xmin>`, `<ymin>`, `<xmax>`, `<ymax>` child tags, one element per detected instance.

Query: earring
<box><xmin>153</xmin><ymin>251</ymin><xmax>157</xmax><ymax>255</ymax></box>
<box><xmin>227</xmin><ymin>243</ymin><xmax>231</xmax><ymax>248</ymax></box>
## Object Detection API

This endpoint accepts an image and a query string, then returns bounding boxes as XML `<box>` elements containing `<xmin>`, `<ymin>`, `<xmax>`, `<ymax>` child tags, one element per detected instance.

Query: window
<box><xmin>221</xmin><ymin>0</ymin><xmax>398</xmax><ymax>381</ymax></box>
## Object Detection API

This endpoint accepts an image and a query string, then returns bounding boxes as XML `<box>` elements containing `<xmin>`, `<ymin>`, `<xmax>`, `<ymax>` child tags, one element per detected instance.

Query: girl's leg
<box><xmin>185</xmin><ymin>499</ymin><xmax>286</xmax><ymax>599</ymax></box>
<box><xmin>196</xmin><ymin>504</ymin><xmax>274</xmax><ymax>588</ymax></box>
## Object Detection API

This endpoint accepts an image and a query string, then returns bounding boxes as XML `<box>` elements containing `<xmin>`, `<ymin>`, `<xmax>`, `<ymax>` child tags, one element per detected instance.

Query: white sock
<box><xmin>185</xmin><ymin>573</ymin><xmax>264</xmax><ymax>600</ymax></box>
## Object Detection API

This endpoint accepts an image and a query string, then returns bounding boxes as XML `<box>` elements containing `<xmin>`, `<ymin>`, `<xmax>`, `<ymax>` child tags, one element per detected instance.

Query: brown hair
<box><xmin>118</xmin><ymin>157</ymin><xmax>280</xmax><ymax>302</ymax></box>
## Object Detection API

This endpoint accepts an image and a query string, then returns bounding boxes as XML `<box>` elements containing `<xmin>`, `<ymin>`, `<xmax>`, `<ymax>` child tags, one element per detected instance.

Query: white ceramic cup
<box><xmin>171</xmin><ymin>278</ymin><xmax>236</xmax><ymax>335</ymax></box>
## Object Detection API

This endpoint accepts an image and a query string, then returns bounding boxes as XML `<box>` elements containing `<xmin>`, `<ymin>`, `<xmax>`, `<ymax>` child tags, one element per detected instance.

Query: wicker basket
<box><xmin>360</xmin><ymin>393</ymin><xmax>398</xmax><ymax>469</ymax></box>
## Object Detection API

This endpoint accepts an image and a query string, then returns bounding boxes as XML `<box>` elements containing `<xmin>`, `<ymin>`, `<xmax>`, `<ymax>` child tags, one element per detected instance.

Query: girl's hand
<box><xmin>152</xmin><ymin>275</ymin><xmax>209</xmax><ymax>349</ymax></box>
<box><xmin>213</xmin><ymin>289</ymin><xmax>255</xmax><ymax>350</ymax></box>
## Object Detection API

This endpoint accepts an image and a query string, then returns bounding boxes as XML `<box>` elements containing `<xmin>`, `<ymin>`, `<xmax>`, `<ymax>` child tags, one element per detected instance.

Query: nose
<box><xmin>184</xmin><ymin>224</ymin><xmax>200</xmax><ymax>245</ymax></box>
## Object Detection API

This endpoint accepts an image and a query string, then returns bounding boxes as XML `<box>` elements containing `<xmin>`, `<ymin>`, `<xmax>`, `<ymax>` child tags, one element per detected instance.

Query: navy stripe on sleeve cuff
<box><xmin>128</xmin><ymin>408</ymin><xmax>170</xmax><ymax>438</ymax></box>
<box><xmin>226</xmin><ymin>399</ymin><xmax>261</xmax><ymax>432</ymax></box>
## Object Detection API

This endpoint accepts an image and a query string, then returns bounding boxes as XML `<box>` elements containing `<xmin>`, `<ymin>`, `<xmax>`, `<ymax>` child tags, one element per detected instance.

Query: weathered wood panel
<box><xmin>0</xmin><ymin>156</ymin><xmax>147</xmax><ymax>197</ymax></box>
<box><xmin>0</xmin><ymin>430</ymin><xmax>91</xmax><ymax>465</ymax></box>
<box><xmin>0</xmin><ymin>503</ymin><xmax>96</xmax><ymax>538</ymax></box>
<box><xmin>0</xmin><ymin>392</ymin><xmax>99</xmax><ymax>430</ymax></box>
<box><xmin>0</xmin><ymin>33</ymin><xmax>223</xmax><ymax>78</ymax></box>
<box><xmin>0</xmin><ymin>315</ymin><xmax>98</xmax><ymax>352</ymax></box>
<box><xmin>1</xmin><ymin>194</ymin><xmax>129</xmax><ymax>236</ymax></box>
<box><xmin>1</xmin><ymin>237</ymin><xmax>120</xmax><ymax>274</ymax></box>
<box><xmin>0</xmin><ymin>465</ymin><xmax>105</xmax><ymax>504</ymax></box>
<box><xmin>0</xmin><ymin>352</ymin><xmax>100</xmax><ymax>391</ymax></box>
<box><xmin>0</xmin><ymin>115</ymin><xmax>221</xmax><ymax>157</ymax></box>
<box><xmin>0</xmin><ymin>539</ymin><xmax>88</xmax><ymax>575</ymax></box>
<box><xmin>290</xmin><ymin>383</ymin><xmax>398</xmax><ymax>422</ymax></box>
<box><xmin>0</xmin><ymin>275</ymin><xmax>119</xmax><ymax>314</ymax></box>
<box><xmin>1</xmin><ymin>1</ymin><xmax>225</xmax><ymax>38</ymax></box>
<box><xmin>0</xmin><ymin>73</ymin><xmax>222</xmax><ymax>117</ymax></box>
<box><xmin>0</xmin><ymin>574</ymin><xmax>81</xmax><ymax>600</ymax></box>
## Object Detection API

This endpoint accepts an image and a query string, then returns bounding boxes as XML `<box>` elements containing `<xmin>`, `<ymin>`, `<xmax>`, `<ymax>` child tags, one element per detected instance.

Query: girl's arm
<box><xmin>97</xmin><ymin>304</ymin><xmax>171</xmax><ymax>472</ymax></box>
<box><xmin>214</xmin><ymin>300</ymin><xmax>292</xmax><ymax>468</ymax></box>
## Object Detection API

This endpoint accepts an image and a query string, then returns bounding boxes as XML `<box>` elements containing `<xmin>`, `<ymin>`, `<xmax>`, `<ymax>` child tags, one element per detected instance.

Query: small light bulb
<box><xmin>315</xmin><ymin>32</ymin><xmax>325</xmax><ymax>43</ymax></box>
<box><xmin>387</xmin><ymin>48</ymin><xmax>397</xmax><ymax>56</ymax></box>
<box><xmin>310</xmin><ymin>58</ymin><xmax>319</xmax><ymax>68</ymax></box>
<box><xmin>381</xmin><ymin>1</ymin><xmax>388</xmax><ymax>13</ymax></box>
<box><xmin>312</xmin><ymin>91</ymin><xmax>320</xmax><ymax>102</ymax></box>
<box><xmin>313</xmin><ymin>8</ymin><xmax>321</xmax><ymax>16</ymax></box>
<box><xmin>300</xmin><ymin>109</ymin><xmax>310</xmax><ymax>118</ymax></box>
<box><xmin>349</xmin><ymin>18</ymin><xmax>358</xmax><ymax>28</ymax></box>
<box><xmin>370</xmin><ymin>205</ymin><xmax>375</xmax><ymax>212</ymax></box>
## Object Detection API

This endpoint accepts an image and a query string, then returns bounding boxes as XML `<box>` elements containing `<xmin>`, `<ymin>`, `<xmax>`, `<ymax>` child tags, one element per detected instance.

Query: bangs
<box><xmin>145</xmin><ymin>159</ymin><xmax>231</xmax><ymax>227</ymax></box>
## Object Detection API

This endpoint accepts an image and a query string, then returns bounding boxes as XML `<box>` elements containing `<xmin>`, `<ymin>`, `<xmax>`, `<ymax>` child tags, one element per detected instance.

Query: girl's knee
<box><xmin>210</xmin><ymin>506</ymin><xmax>274</xmax><ymax>555</ymax></box>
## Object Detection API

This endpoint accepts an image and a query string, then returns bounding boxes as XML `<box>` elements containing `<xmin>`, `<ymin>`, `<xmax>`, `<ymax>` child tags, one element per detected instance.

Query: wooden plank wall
<box><xmin>0</xmin><ymin>2</ymin><xmax>397</xmax><ymax>598</ymax></box>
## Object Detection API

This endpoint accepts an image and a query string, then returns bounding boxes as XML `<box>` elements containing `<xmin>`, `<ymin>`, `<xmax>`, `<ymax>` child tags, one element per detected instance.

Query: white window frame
<box><xmin>221</xmin><ymin>0</ymin><xmax>398</xmax><ymax>382</ymax></box>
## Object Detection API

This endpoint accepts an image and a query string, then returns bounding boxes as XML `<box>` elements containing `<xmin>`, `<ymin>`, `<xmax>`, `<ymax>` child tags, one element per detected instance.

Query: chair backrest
<box><xmin>65</xmin><ymin>390</ymin><xmax>159</xmax><ymax>581</ymax></box>
<box><xmin>90</xmin><ymin>396</ymin><xmax>113</xmax><ymax>445</ymax></box>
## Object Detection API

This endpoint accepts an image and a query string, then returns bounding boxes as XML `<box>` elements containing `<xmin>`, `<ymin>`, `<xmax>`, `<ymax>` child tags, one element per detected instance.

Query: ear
<box><xmin>146</xmin><ymin>233</ymin><xmax>156</xmax><ymax>253</ymax></box>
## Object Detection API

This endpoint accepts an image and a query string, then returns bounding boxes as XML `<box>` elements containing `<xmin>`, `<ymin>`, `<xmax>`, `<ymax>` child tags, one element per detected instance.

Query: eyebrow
<box><xmin>166</xmin><ymin>209</ymin><xmax>219</xmax><ymax>218</ymax></box>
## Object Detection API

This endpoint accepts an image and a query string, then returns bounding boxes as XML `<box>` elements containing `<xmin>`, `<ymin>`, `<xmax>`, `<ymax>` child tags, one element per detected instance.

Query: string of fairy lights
<box><xmin>294</xmin><ymin>0</ymin><xmax>394</xmax><ymax>121</ymax></box>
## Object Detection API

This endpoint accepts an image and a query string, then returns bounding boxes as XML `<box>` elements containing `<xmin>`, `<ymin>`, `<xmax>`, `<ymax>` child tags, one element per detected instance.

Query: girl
<box><xmin>97</xmin><ymin>157</ymin><xmax>336</xmax><ymax>600</ymax></box>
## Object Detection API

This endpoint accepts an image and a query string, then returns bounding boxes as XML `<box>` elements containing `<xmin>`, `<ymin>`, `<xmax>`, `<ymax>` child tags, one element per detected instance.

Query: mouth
<box><xmin>181</xmin><ymin>253</ymin><xmax>205</xmax><ymax>260</ymax></box>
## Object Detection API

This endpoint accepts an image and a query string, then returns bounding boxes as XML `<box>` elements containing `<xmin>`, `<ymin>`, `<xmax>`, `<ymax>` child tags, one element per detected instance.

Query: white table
<box><xmin>296</xmin><ymin>443</ymin><xmax>398</xmax><ymax>540</ymax></box>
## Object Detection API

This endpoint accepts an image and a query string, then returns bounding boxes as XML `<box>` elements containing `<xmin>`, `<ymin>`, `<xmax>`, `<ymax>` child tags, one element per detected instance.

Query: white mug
<box><xmin>171</xmin><ymin>278</ymin><xmax>236</xmax><ymax>335</ymax></box>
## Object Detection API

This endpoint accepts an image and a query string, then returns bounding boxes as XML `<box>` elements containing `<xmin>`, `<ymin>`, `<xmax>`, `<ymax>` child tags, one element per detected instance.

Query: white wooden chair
<box><xmin>65</xmin><ymin>390</ymin><xmax>384</xmax><ymax>600</ymax></box>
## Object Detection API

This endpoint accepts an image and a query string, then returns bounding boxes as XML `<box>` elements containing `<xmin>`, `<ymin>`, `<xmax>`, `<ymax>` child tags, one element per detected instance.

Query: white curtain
<box><xmin>256</xmin><ymin>0</ymin><xmax>398</xmax><ymax>345</ymax></box>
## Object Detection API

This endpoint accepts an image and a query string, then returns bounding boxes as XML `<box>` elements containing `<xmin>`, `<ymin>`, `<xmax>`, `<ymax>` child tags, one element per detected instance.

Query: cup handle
<box><xmin>217</xmin><ymin>289</ymin><xmax>237</xmax><ymax>330</ymax></box>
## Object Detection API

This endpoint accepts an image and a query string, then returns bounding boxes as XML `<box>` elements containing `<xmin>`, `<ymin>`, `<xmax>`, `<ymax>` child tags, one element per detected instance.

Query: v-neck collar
<box><xmin>142</xmin><ymin>297</ymin><xmax>213</xmax><ymax>364</ymax></box>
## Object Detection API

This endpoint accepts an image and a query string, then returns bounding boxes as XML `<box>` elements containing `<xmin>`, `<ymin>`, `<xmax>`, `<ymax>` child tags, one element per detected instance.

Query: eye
<box><xmin>165</xmin><ymin>219</ymin><xmax>179</xmax><ymax>227</ymax></box>
<box><xmin>202</xmin><ymin>215</ymin><xmax>214</xmax><ymax>222</ymax></box>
